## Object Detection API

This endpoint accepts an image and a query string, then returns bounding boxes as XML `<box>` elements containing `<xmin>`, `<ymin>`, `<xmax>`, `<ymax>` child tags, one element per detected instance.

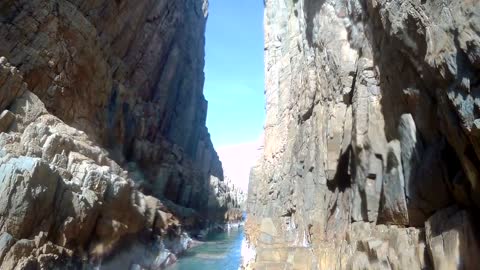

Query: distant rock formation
<box><xmin>246</xmin><ymin>0</ymin><xmax>480</xmax><ymax>269</ymax></box>
<box><xmin>0</xmin><ymin>0</ymin><xmax>242</xmax><ymax>268</ymax></box>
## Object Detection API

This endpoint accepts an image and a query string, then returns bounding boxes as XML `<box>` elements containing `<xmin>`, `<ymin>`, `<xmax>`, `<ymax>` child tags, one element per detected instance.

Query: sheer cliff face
<box><xmin>0</xmin><ymin>0</ymin><xmax>238</xmax><ymax>268</ymax></box>
<box><xmin>247</xmin><ymin>0</ymin><xmax>480</xmax><ymax>269</ymax></box>
<box><xmin>0</xmin><ymin>0</ymin><xmax>223</xmax><ymax>202</ymax></box>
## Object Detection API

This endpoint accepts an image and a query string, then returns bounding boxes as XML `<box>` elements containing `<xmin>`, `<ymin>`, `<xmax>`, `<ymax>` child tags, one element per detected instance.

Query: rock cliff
<box><xmin>0</xmin><ymin>0</ymin><xmax>241</xmax><ymax>269</ymax></box>
<box><xmin>246</xmin><ymin>0</ymin><xmax>480</xmax><ymax>269</ymax></box>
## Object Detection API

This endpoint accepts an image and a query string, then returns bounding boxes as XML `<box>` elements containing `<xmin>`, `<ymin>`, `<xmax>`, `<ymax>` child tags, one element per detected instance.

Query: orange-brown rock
<box><xmin>0</xmin><ymin>1</ymin><xmax>243</xmax><ymax>269</ymax></box>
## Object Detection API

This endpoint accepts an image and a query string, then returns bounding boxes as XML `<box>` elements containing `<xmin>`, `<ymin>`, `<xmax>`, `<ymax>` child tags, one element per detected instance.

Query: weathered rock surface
<box><xmin>246</xmin><ymin>0</ymin><xmax>480</xmax><ymax>269</ymax></box>
<box><xmin>426</xmin><ymin>207</ymin><xmax>480</xmax><ymax>270</ymax></box>
<box><xmin>0</xmin><ymin>0</ymin><xmax>242</xmax><ymax>269</ymax></box>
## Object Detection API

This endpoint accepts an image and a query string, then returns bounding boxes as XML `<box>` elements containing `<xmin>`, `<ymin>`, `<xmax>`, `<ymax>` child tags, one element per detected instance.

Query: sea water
<box><xmin>167</xmin><ymin>228</ymin><xmax>244</xmax><ymax>270</ymax></box>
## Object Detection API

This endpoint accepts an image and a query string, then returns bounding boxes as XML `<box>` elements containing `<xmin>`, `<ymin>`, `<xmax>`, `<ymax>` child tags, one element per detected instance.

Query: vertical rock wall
<box><xmin>0</xmin><ymin>0</ymin><xmax>241</xmax><ymax>268</ymax></box>
<box><xmin>246</xmin><ymin>0</ymin><xmax>480</xmax><ymax>269</ymax></box>
<box><xmin>0</xmin><ymin>0</ymin><xmax>224</xmax><ymax>213</ymax></box>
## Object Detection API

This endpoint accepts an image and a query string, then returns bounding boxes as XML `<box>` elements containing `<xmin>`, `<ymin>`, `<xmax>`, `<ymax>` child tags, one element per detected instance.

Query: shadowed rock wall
<box><xmin>246</xmin><ymin>0</ymin><xmax>480</xmax><ymax>269</ymax></box>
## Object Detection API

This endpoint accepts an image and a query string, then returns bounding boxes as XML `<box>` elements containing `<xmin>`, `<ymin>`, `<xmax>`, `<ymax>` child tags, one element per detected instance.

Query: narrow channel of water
<box><xmin>168</xmin><ymin>228</ymin><xmax>244</xmax><ymax>270</ymax></box>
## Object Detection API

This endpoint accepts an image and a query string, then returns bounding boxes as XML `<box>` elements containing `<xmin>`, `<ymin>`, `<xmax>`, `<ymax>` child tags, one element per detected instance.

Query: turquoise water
<box><xmin>168</xmin><ymin>228</ymin><xmax>244</xmax><ymax>270</ymax></box>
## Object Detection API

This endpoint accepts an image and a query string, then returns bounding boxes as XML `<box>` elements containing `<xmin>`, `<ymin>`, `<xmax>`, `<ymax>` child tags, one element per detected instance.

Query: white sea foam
<box><xmin>240</xmin><ymin>238</ymin><xmax>256</xmax><ymax>269</ymax></box>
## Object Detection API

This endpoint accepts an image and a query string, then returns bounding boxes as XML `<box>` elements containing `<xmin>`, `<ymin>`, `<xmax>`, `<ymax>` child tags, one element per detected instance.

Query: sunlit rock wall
<box><xmin>0</xmin><ymin>0</ymin><xmax>242</xmax><ymax>268</ymax></box>
<box><xmin>246</xmin><ymin>0</ymin><xmax>480</xmax><ymax>269</ymax></box>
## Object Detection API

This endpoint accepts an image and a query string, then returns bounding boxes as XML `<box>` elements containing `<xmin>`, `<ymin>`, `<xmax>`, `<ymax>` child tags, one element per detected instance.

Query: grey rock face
<box><xmin>0</xmin><ymin>157</ymin><xmax>59</xmax><ymax>239</ymax></box>
<box><xmin>0</xmin><ymin>110</ymin><xmax>14</xmax><ymax>133</ymax></box>
<box><xmin>378</xmin><ymin>140</ymin><xmax>408</xmax><ymax>225</ymax></box>
<box><xmin>246</xmin><ymin>0</ymin><xmax>480</xmax><ymax>269</ymax></box>
<box><xmin>426</xmin><ymin>207</ymin><xmax>480</xmax><ymax>270</ymax></box>
<box><xmin>0</xmin><ymin>232</ymin><xmax>15</xmax><ymax>264</ymax></box>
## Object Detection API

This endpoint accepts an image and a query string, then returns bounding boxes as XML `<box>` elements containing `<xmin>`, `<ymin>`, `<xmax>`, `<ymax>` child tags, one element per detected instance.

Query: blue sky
<box><xmin>204</xmin><ymin>0</ymin><xmax>265</xmax><ymax>148</ymax></box>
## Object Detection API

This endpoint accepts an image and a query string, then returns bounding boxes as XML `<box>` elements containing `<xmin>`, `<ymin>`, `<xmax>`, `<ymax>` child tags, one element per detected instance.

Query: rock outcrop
<box><xmin>246</xmin><ymin>0</ymin><xmax>480</xmax><ymax>269</ymax></box>
<box><xmin>0</xmin><ymin>0</ymin><xmax>241</xmax><ymax>269</ymax></box>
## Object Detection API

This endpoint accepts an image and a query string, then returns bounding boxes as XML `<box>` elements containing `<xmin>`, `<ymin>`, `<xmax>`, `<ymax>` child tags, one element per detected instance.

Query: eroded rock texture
<box><xmin>0</xmin><ymin>0</ymin><xmax>241</xmax><ymax>269</ymax></box>
<box><xmin>246</xmin><ymin>0</ymin><xmax>480</xmax><ymax>269</ymax></box>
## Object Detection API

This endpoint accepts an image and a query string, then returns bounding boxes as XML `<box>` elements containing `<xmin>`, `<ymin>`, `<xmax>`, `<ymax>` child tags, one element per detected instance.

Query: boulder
<box><xmin>0</xmin><ymin>157</ymin><xmax>59</xmax><ymax>239</ymax></box>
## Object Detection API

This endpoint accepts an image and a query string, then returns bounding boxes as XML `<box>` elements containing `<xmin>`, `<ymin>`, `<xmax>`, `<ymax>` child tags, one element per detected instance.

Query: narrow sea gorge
<box><xmin>0</xmin><ymin>0</ymin><xmax>478</xmax><ymax>269</ymax></box>
<box><xmin>168</xmin><ymin>226</ymin><xmax>245</xmax><ymax>270</ymax></box>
